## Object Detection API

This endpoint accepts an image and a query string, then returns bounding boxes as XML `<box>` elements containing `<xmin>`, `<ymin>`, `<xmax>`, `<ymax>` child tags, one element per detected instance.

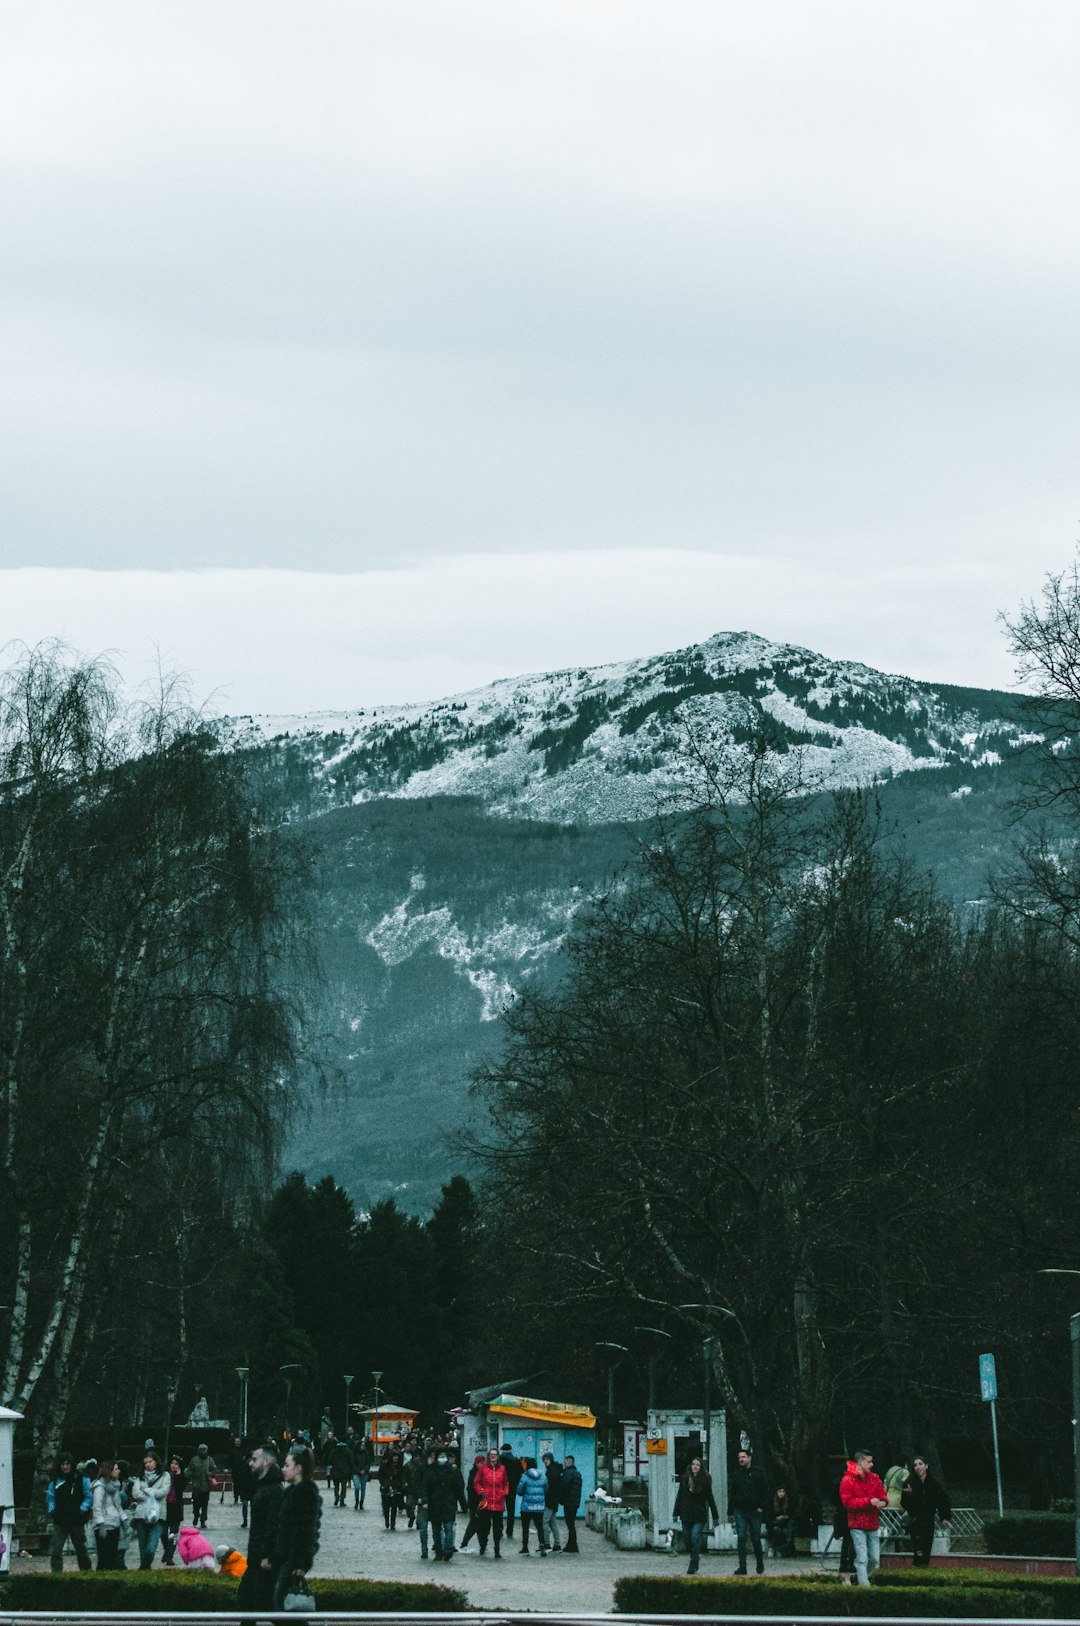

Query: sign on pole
<box><xmin>980</xmin><ymin>1353</ymin><xmax>1004</xmax><ymax>1517</ymax></box>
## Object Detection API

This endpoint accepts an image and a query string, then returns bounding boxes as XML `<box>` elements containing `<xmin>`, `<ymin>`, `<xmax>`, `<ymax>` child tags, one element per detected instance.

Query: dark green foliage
<box><xmin>611</xmin><ymin>1575</ymin><xmax>1051</xmax><ymax>1615</ymax></box>
<box><xmin>985</xmin><ymin>1515</ymin><xmax>1076</xmax><ymax>1557</ymax></box>
<box><xmin>0</xmin><ymin>1568</ymin><xmax>467</xmax><ymax>1612</ymax></box>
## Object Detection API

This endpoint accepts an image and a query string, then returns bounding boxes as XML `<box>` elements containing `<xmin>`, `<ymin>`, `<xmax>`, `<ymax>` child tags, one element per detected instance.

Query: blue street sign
<box><xmin>979</xmin><ymin>1352</ymin><xmax>998</xmax><ymax>1402</ymax></box>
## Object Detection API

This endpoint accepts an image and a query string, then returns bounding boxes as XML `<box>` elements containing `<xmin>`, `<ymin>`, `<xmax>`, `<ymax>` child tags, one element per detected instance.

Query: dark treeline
<box><xmin>467</xmin><ymin>710</ymin><xmax>1080</xmax><ymax>1509</ymax></box>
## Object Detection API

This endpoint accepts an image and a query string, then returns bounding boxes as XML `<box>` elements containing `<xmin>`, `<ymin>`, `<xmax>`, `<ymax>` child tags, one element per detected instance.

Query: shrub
<box><xmin>985</xmin><ymin>1515</ymin><xmax>1076</xmax><ymax>1557</ymax></box>
<box><xmin>0</xmin><ymin>1570</ymin><xmax>468</xmax><ymax>1612</ymax></box>
<box><xmin>612</xmin><ymin>1576</ymin><xmax>1050</xmax><ymax>1615</ymax></box>
<box><xmin>873</xmin><ymin>1571</ymin><xmax>1080</xmax><ymax>1618</ymax></box>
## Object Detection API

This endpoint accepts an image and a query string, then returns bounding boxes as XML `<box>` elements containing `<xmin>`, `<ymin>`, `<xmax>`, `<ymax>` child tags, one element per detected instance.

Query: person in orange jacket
<box><xmin>839</xmin><ymin>1449</ymin><xmax>888</xmax><ymax>1586</ymax></box>
<box><xmin>216</xmin><ymin>1542</ymin><xmax>247</xmax><ymax>1578</ymax></box>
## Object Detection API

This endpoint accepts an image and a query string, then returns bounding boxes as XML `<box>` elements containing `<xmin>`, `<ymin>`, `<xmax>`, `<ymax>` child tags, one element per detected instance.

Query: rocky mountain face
<box><xmin>229</xmin><ymin>632</ymin><xmax>1040</xmax><ymax>1212</ymax></box>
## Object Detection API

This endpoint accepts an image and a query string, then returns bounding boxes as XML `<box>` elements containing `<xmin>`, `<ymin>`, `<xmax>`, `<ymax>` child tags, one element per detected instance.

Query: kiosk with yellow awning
<box><xmin>458</xmin><ymin>1392</ymin><xmax>597</xmax><ymax>1500</ymax></box>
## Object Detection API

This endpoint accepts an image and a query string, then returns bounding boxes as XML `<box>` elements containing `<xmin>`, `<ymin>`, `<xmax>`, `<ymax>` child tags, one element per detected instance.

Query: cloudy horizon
<box><xmin>3</xmin><ymin>1</ymin><xmax>1078</xmax><ymax>707</ymax></box>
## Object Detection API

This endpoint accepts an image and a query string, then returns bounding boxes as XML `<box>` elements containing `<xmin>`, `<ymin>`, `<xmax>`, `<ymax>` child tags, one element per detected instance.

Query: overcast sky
<box><xmin>2</xmin><ymin>1</ymin><xmax>1078</xmax><ymax>712</ymax></box>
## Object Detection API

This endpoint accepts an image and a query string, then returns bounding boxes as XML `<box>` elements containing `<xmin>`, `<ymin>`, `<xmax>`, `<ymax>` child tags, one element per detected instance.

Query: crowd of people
<box><xmin>43</xmin><ymin>1426</ymin><xmax>953</xmax><ymax>1595</ymax></box>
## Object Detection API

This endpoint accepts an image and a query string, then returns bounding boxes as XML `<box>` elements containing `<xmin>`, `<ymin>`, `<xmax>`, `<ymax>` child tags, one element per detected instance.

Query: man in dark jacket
<box><xmin>500</xmin><ymin>1446</ymin><xmax>523</xmax><ymax>1540</ymax></box>
<box><xmin>729</xmin><ymin>1447</ymin><xmax>769</xmax><ymax>1575</ymax></box>
<box><xmin>421</xmin><ymin>1451</ymin><xmax>467</xmax><ymax>1561</ymax></box>
<box><xmin>237</xmin><ymin>1446</ymin><xmax>282</xmax><ymax>1614</ymax></box>
<box><xmin>541</xmin><ymin>1452</ymin><xmax>563</xmax><ymax>1552</ymax></box>
<box><xmin>185</xmin><ymin>1443</ymin><xmax>219</xmax><ymax>1529</ymax></box>
<box><xmin>329</xmin><ymin>1438</ymin><xmax>353</xmax><ymax>1507</ymax></box>
<box><xmin>561</xmin><ymin>1455</ymin><xmax>583</xmax><ymax>1553</ymax></box>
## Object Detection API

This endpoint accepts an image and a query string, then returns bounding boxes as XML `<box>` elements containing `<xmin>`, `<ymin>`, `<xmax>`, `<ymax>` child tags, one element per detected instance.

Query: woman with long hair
<box><xmin>129</xmin><ymin>1450</ymin><xmax>171</xmax><ymax>1570</ymax></box>
<box><xmin>90</xmin><ymin>1461</ymin><xmax>124</xmax><ymax>1571</ymax></box>
<box><xmin>272</xmin><ymin>1446</ymin><xmax>323</xmax><ymax>1612</ymax></box>
<box><xmin>673</xmin><ymin>1456</ymin><xmax>718</xmax><ymax>1575</ymax></box>
<box><xmin>901</xmin><ymin>1455</ymin><xmax>952</xmax><ymax>1568</ymax></box>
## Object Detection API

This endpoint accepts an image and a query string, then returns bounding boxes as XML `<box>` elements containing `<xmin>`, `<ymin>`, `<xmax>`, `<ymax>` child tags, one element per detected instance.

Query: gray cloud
<box><xmin>2</xmin><ymin>1</ymin><xmax>1078</xmax><ymax>589</ymax></box>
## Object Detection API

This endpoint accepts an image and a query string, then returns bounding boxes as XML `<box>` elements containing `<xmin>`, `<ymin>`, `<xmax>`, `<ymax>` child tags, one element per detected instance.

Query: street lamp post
<box><xmin>371</xmin><ymin>1370</ymin><xmax>383</xmax><ymax>1460</ymax></box>
<box><xmin>703</xmin><ymin>1336</ymin><xmax>717</xmax><ymax>1470</ymax></box>
<box><xmin>235</xmin><ymin>1367</ymin><xmax>250</xmax><ymax>1438</ymax></box>
<box><xmin>344</xmin><ymin>1374</ymin><xmax>355</xmax><ymax>1434</ymax></box>
<box><xmin>279</xmin><ymin>1364</ymin><xmax>301</xmax><ymax>1439</ymax></box>
<box><xmin>596</xmin><ymin>1342</ymin><xmax>628</xmax><ymax>1492</ymax></box>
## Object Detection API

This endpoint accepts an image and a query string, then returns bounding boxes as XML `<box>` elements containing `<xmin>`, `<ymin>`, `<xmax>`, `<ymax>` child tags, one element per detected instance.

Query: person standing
<box><xmin>422</xmin><ymin>1448</ymin><xmax>467</xmax><ymax>1561</ymax></box>
<box><xmin>185</xmin><ymin>1442</ymin><xmax>218</xmax><ymax>1529</ymax></box>
<box><xmin>458</xmin><ymin>1454</ymin><xmax>485</xmax><ymax>1549</ymax></box>
<box><xmin>228</xmin><ymin>1436</ymin><xmax>253</xmax><ymax>1525</ymax></box>
<box><xmin>271</xmin><ymin>1447</ymin><xmax>322</xmax><ymax>1612</ymax></box>
<box><xmin>46</xmin><ymin>1451</ymin><xmax>93</xmax><ymax>1573</ymax></box>
<box><xmin>902</xmin><ymin>1455</ymin><xmax>953</xmax><ymax>1569</ymax></box>
<box><xmin>540</xmin><ymin>1451</ymin><xmax>563</xmax><ymax>1552</ymax></box>
<box><xmin>237</xmin><ymin>1445</ymin><xmax>282</xmax><ymax>1617</ymax></box>
<box><xmin>674</xmin><ymin>1455</ymin><xmax>718</xmax><ymax>1576</ymax></box>
<box><xmin>415</xmin><ymin>1446</ymin><xmax>436</xmax><ymax>1560</ymax></box>
<box><xmin>473</xmin><ymin>1447</ymin><xmax>509</xmax><ymax>1558</ymax></box>
<box><xmin>160</xmin><ymin>1455</ymin><xmax>186</xmax><ymax>1565</ymax></box>
<box><xmin>839</xmin><ymin>1449</ymin><xmax>887</xmax><ymax>1587</ymax></box>
<box><xmin>729</xmin><ymin>1446</ymin><xmax>768</xmax><ymax>1575</ymax></box>
<box><xmin>380</xmin><ymin>1446</ymin><xmax>405</xmax><ymax>1530</ymax></box>
<box><xmin>560</xmin><ymin>1455</ymin><xmax>582</xmax><ymax>1554</ymax></box>
<box><xmin>90</xmin><ymin>1461</ymin><xmax>124</xmax><ymax>1571</ymax></box>
<box><xmin>516</xmin><ymin>1458</ymin><xmax>548</xmax><ymax>1554</ymax></box>
<box><xmin>500</xmin><ymin>1445</ymin><xmax>523</xmax><ymax>1541</ymax></box>
<box><xmin>129</xmin><ymin>1450</ymin><xmax>171</xmax><ymax>1570</ymax></box>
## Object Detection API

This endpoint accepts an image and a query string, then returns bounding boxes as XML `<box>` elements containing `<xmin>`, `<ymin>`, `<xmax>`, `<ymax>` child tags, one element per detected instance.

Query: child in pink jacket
<box><xmin>176</xmin><ymin>1524</ymin><xmax>216</xmax><ymax>1570</ymax></box>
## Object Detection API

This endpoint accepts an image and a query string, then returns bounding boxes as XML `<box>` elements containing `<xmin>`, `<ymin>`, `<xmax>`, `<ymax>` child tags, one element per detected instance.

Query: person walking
<box><xmin>129</xmin><ymin>1449</ymin><xmax>171</xmax><ymax>1570</ymax></box>
<box><xmin>729</xmin><ymin>1446</ymin><xmax>768</xmax><ymax>1575</ymax></box>
<box><xmin>458</xmin><ymin>1454</ymin><xmax>485</xmax><ymax>1549</ymax></box>
<box><xmin>90</xmin><ymin>1460</ymin><xmax>124</xmax><ymax>1571</ymax></box>
<box><xmin>422</xmin><ymin>1448</ymin><xmax>467</xmax><ymax>1561</ymax></box>
<box><xmin>236</xmin><ymin>1445</ymin><xmax>282</xmax><ymax>1618</ymax></box>
<box><xmin>185</xmin><ymin>1442</ymin><xmax>218</xmax><ymax>1529</ymax></box>
<box><xmin>839</xmin><ymin>1449</ymin><xmax>887</xmax><ymax>1586</ymax></box>
<box><xmin>160</xmin><ymin>1455</ymin><xmax>186</xmax><ymax>1565</ymax></box>
<box><xmin>561</xmin><ymin>1455</ymin><xmax>583</xmax><ymax>1553</ymax></box>
<box><xmin>46</xmin><ymin>1451</ymin><xmax>93</xmax><ymax>1573</ymax></box>
<box><xmin>473</xmin><ymin>1447</ymin><xmax>509</xmax><ymax>1558</ymax></box>
<box><xmin>351</xmin><ymin>1433</ymin><xmax>371</xmax><ymax>1510</ymax></box>
<box><xmin>500</xmin><ymin>1445</ymin><xmax>523</xmax><ymax>1542</ymax></box>
<box><xmin>380</xmin><ymin>1446</ymin><xmax>405</xmax><ymax>1530</ymax></box>
<box><xmin>329</xmin><ymin>1437</ymin><xmax>353</xmax><ymax>1508</ymax></box>
<box><xmin>271</xmin><ymin>1446</ymin><xmax>322</xmax><ymax>1612</ymax></box>
<box><xmin>415</xmin><ymin>1446</ymin><xmax>436</xmax><ymax>1560</ymax></box>
<box><xmin>541</xmin><ymin>1451</ymin><xmax>563</xmax><ymax>1552</ymax></box>
<box><xmin>228</xmin><ymin>1436</ymin><xmax>253</xmax><ymax>1525</ymax></box>
<box><xmin>674</xmin><ymin>1455</ymin><xmax>718</xmax><ymax>1575</ymax></box>
<box><xmin>902</xmin><ymin>1455</ymin><xmax>953</xmax><ymax>1568</ymax></box>
<box><xmin>516</xmin><ymin>1458</ymin><xmax>548</xmax><ymax>1554</ymax></box>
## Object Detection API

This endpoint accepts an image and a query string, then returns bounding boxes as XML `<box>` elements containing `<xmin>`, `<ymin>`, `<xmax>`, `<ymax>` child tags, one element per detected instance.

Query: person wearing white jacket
<box><xmin>91</xmin><ymin>1462</ymin><xmax>127</xmax><ymax>1570</ymax></box>
<box><xmin>129</xmin><ymin>1451</ymin><xmax>171</xmax><ymax>1570</ymax></box>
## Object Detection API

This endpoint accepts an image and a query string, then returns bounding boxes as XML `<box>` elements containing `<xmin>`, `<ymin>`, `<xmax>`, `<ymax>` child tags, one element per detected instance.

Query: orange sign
<box><xmin>645</xmin><ymin>1438</ymin><xmax>668</xmax><ymax>1454</ymax></box>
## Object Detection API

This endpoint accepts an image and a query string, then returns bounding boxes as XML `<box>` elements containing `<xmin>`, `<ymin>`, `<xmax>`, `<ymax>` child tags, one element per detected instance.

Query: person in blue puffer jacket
<box><xmin>516</xmin><ymin>1459</ymin><xmax>548</xmax><ymax>1554</ymax></box>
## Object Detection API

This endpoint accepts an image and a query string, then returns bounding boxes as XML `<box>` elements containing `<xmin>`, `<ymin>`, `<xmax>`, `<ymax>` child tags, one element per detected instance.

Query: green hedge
<box><xmin>873</xmin><ymin>1570</ymin><xmax>1080</xmax><ymax>1618</ymax></box>
<box><xmin>612</xmin><ymin>1576</ymin><xmax>1051</xmax><ymax>1615</ymax></box>
<box><xmin>0</xmin><ymin>1569</ymin><xmax>468</xmax><ymax>1612</ymax></box>
<box><xmin>985</xmin><ymin>1515</ymin><xmax>1076</xmax><ymax>1557</ymax></box>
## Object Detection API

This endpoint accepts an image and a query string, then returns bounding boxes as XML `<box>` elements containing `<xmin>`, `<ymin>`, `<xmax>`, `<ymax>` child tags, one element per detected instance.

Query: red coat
<box><xmin>474</xmin><ymin>1461</ymin><xmax>510</xmax><ymax>1512</ymax></box>
<box><xmin>839</xmin><ymin>1462</ymin><xmax>886</xmax><ymax>1530</ymax></box>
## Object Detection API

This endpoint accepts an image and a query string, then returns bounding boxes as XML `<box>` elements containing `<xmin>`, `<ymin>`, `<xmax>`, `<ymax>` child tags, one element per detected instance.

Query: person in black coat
<box><xmin>674</xmin><ymin>1457</ymin><xmax>719</xmax><ymax>1575</ymax></box>
<box><xmin>729</xmin><ymin>1447</ymin><xmax>769</xmax><ymax>1575</ymax></box>
<box><xmin>422</xmin><ymin>1452</ymin><xmax>468</xmax><ymax>1561</ymax></box>
<box><xmin>272</xmin><ymin>1447</ymin><xmax>323</xmax><ymax>1611</ymax></box>
<box><xmin>500</xmin><ymin>1446</ymin><xmax>523</xmax><ymax>1540</ymax></box>
<box><xmin>561</xmin><ymin>1455</ymin><xmax>583</xmax><ymax>1554</ymax></box>
<box><xmin>901</xmin><ymin>1455</ymin><xmax>952</xmax><ymax>1568</ymax></box>
<box><xmin>237</xmin><ymin>1447</ymin><xmax>282</xmax><ymax>1616</ymax></box>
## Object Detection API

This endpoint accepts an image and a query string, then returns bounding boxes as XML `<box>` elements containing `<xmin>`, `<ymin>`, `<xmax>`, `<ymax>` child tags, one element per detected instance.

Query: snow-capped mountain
<box><xmin>239</xmin><ymin>632</ymin><xmax>1034</xmax><ymax>1211</ymax></box>
<box><xmin>233</xmin><ymin>630</ymin><xmax>1027</xmax><ymax>826</ymax></box>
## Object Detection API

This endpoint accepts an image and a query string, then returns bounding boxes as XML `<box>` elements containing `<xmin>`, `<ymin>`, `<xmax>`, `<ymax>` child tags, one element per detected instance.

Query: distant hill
<box><xmin>227</xmin><ymin>631</ymin><xmax>1048</xmax><ymax>1211</ymax></box>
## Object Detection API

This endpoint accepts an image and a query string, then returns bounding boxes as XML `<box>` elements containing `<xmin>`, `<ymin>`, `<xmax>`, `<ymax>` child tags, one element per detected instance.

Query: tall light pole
<box><xmin>344</xmin><ymin>1374</ymin><xmax>355</xmax><ymax>1434</ymax></box>
<box><xmin>235</xmin><ymin>1367</ymin><xmax>250</xmax><ymax>1438</ymax></box>
<box><xmin>279</xmin><ymin>1363</ymin><xmax>301</xmax><ymax>1438</ymax></box>
<box><xmin>703</xmin><ymin>1335</ymin><xmax>717</xmax><ymax>1470</ymax></box>
<box><xmin>371</xmin><ymin>1370</ymin><xmax>383</xmax><ymax>1460</ymax></box>
<box><xmin>596</xmin><ymin>1342</ymin><xmax>627</xmax><ymax>1491</ymax></box>
<box><xmin>1037</xmin><ymin>1270</ymin><xmax>1080</xmax><ymax>1573</ymax></box>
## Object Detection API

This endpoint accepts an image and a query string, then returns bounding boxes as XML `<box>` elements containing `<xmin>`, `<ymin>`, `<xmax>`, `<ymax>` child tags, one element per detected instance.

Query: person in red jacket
<box><xmin>472</xmin><ymin>1448</ymin><xmax>509</xmax><ymax>1558</ymax></box>
<box><xmin>839</xmin><ymin>1450</ymin><xmax>888</xmax><ymax>1586</ymax></box>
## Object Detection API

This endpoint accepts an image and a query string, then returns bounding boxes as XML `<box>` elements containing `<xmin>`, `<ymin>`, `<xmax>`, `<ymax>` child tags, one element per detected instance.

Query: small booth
<box><xmin>0</xmin><ymin>1406</ymin><xmax>21</xmax><ymax>1575</ymax></box>
<box><xmin>644</xmin><ymin>1405</ymin><xmax>730</xmax><ymax>1549</ymax></box>
<box><xmin>458</xmin><ymin>1393</ymin><xmax>597</xmax><ymax>1500</ymax></box>
<box><xmin>351</xmin><ymin>1401</ymin><xmax>418</xmax><ymax>1454</ymax></box>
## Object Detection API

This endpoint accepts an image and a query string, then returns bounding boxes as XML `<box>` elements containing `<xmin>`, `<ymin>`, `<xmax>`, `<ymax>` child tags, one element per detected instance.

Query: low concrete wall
<box><xmin>881</xmin><ymin>1551</ymin><xmax>1076</xmax><ymax>1577</ymax></box>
